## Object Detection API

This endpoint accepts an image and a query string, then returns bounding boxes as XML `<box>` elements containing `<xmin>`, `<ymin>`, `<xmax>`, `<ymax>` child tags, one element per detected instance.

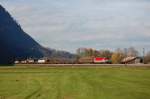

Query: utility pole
<box><xmin>143</xmin><ymin>48</ymin><xmax>145</xmax><ymax>64</ymax></box>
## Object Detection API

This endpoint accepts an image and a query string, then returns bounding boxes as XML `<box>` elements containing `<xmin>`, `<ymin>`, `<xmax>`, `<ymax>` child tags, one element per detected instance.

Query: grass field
<box><xmin>0</xmin><ymin>66</ymin><xmax>150</xmax><ymax>99</ymax></box>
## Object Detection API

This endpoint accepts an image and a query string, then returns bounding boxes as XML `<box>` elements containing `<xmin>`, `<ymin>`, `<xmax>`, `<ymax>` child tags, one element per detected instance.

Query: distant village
<box><xmin>15</xmin><ymin>47</ymin><xmax>150</xmax><ymax>64</ymax></box>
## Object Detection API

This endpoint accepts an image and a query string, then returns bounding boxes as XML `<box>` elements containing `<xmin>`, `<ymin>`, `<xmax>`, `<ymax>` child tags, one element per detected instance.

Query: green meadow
<box><xmin>0</xmin><ymin>66</ymin><xmax>150</xmax><ymax>99</ymax></box>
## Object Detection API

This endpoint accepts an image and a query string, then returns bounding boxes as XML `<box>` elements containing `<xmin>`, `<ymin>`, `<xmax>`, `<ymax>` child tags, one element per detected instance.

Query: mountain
<box><xmin>41</xmin><ymin>47</ymin><xmax>77</xmax><ymax>63</ymax></box>
<box><xmin>0</xmin><ymin>5</ymin><xmax>44</xmax><ymax>64</ymax></box>
<box><xmin>43</xmin><ymin>48</ymin><xmax>76</xmax><ymax>59</ymax></box>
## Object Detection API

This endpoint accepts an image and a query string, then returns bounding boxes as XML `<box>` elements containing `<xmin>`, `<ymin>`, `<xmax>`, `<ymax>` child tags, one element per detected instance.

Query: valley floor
<box><xmin>0</xmin><ymin>65</ymin><xmax>150</xmax><ymax>99</ymax></box>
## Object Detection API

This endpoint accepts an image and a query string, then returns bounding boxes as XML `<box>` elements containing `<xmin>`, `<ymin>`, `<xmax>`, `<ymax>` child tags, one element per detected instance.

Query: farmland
<box><xmin>0</xmin><ymin>65</ymin><xmax>150</xmax><ymax>99</ymax></box>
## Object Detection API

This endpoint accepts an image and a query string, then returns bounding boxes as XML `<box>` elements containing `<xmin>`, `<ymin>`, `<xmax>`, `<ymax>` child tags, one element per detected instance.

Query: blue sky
<box><xmin>1</xmin><ymin>0</ymin><xmax>150</xmax><ymax>53</ymax></box>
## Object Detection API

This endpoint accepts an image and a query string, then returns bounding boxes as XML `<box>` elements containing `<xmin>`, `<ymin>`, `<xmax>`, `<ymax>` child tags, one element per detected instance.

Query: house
<box><xmin>27</xmin><ymin>59</ymin><xmax>34</xmax><ymax>63</ymax></box>
<box><xmin>20</xmin><ymin>60</ymin><xmax>27</xmax><ymax>64</ymax></box>
<box><xmin>14</xmin><ymin>60</ymin><xmax>19</xmax><ymax>64</ymax></box>
<box><xmin>38</xmin><ymin>59</ymin><xmax>46</xmax><ymax>64</ymax></box>
<box><xmin>122</xmin><ymin>57</ymin><xmax>143</xmax><ymax>64</ymax></box>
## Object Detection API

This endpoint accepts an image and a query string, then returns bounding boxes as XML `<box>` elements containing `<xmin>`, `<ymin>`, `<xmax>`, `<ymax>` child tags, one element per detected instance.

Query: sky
<box><xmin>0</xmin><ymin>0</ymin><xmax>150</xmax><ymax>53</ymax></box>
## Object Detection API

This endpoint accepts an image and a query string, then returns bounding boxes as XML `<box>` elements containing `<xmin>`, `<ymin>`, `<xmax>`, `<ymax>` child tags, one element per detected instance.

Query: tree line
<box><xmin>76</xmin><ymin>47</ymin><xmax>150</xmax><ymax>64</ymax></box>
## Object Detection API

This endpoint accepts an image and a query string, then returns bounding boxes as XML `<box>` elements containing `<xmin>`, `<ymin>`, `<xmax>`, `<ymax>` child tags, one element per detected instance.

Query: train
<box><xmin>15</xmin><ymin>57</ymin><xmax>112</xmax><ymax>64</ymax></box>
<box><xmin>78</xmin><ymin>57</ymin><xmax>111</xmax><ymax>64</ymax></box>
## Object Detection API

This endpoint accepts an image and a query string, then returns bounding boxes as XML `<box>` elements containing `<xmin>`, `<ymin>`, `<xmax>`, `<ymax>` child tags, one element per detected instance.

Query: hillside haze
<box><xmin>0</xmin><ymin>5</ymin><xmax>44</xmax><ymax>64</ymax></box>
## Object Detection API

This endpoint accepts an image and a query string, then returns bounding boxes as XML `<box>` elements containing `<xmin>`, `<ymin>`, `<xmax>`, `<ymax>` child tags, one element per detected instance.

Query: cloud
<box><xmin>0</xmin><ymin>0</ymin><xmax>150</xmax><ymax>52</ymax></box>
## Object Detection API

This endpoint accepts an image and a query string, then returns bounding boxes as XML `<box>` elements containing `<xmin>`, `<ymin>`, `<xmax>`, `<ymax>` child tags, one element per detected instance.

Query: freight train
<box><xmin>78</xmin><ymin>57</ymin><xmax>111</xmax><ymax>64</ymax></box>
<box><xmin>15</xmin><ymin>57</ymin><xmax>111</xmax><ymax>64</ymax></box>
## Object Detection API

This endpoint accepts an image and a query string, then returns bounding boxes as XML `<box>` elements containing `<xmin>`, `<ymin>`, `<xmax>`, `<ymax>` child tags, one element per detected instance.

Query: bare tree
<box><xmin>145</xmin><ymin>51</ymin><xmax>150</xmax><ymax>64</ymax></box>
<box><xmin>127</xmin><ymin>47</ymin><xmax>139</xmax><ymax>57</ymax></box>
<box><xmin>98</xmin><ymin>50</ymin><xmax>112</xmax><ymax>58</ymax></box>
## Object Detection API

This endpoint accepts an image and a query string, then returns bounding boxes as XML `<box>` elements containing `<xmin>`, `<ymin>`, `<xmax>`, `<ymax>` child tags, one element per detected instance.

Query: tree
<box><xmin>127</xmin><ymin>47</ymin><xmax>139</xmax><ymax>57</ymax></box>
<box><xmin>98</xmin><ymin>50</ymin><xmax>112</xmax><ymax>58</ymax></box>
<box><xmin>111</xmin><ymin>49</ymin><xmax>125</xmax><ymax>64</ymax></box>
<box><xmin>76</xmin><ymin>48</ymin><xmax>87</xmax><ymax>57</ymax></box>
<box><xmin>76</xmin><ymin>48</ymin><xmax>96</xmax><ymax>57</ymax></box>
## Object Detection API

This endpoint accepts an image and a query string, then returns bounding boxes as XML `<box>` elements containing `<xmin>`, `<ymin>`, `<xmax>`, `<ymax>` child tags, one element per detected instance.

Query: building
<box><xmin>14</xmin><ymin>60</ymin><xmax>19</xmax><ymax>64</ymax></box>
<box><xmin>122</xmin><ymin>57</ymin><xmax>143</xmax><ymax>64</ymax></box>
<box><xmin>20</xmin><ymin>60</ymin><xmax>27</xmax><ymax>64</ymax></box>
<box><xmin>37</xmin><ymin>59</ymin><xmax>46</xmax><ymax>64</ymax></box>
<box><xmin>27</xmin><ymin>59</ymin><xmax>35</xmax><ymax>63</ymax></box>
